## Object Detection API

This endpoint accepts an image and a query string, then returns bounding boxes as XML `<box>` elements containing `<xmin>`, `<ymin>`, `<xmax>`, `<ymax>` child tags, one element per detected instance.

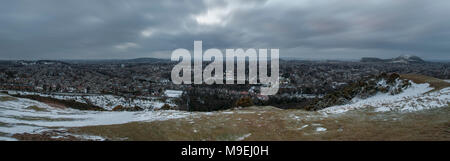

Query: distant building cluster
<box><xmin>0</xmin><ymin>59</ymin><xmax>448</xmax><ymax>111</ymax></box>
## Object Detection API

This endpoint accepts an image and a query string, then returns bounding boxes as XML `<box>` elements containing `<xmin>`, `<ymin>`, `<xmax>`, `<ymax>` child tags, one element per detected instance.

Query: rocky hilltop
<box><xmin>361</xmin><ymin>55</ymin><xmax>425</xmax><ymax>63</ymax></box>
<box><xmin>306</xmin><ymin>73</ymin><xmax>412</xmax><ymax>111</ymax></box>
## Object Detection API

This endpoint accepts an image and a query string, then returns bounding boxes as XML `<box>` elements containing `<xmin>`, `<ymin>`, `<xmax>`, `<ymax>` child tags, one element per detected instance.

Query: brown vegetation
<box><xmin>11</xmin><ymin>94</ymin><xmax>105</xmax><ymax>111</ymax></box>
<box><xmin>400</xmin><ymin>74</ymin><xmax>450</xmax><ymax>91</ymax></box>
<box><xmin>65</xmin><ymin>106</ymin><xmax>450</xmax><ymax>141</ymax></box>
<box><xmin>112</xmin><ymin>105</ymin><xmax>143</xmax><ymax>111</ymax></box>
<box><xmin>0</xmin><ymin>96</ymin><xmax>17</xmax><ymax>102</ymax></box>
<box><xmin>235</xmin><ymin>97</ymin><xmax>254</xmax><ymax>107</ymax></box>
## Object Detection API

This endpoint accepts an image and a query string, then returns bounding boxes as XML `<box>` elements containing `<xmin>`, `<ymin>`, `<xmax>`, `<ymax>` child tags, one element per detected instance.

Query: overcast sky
<box><xmin>0</xmin><ymin>0</ymin><xmax>449</xmax><ymax>60</ymax></box>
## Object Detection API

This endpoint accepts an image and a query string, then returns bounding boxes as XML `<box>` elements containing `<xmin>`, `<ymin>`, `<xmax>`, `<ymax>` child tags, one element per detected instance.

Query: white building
<box><xmin>164</xmin><ymin>90</ymin><xmax>183</xmax><ymax>98</ymax></box>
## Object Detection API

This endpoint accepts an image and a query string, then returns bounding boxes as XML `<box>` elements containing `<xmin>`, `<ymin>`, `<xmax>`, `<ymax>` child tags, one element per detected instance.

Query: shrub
<box><xmin>112</xmin><ymin>105</ymin><xmax>143</xmax><ymax>111</ymax></box>
<box><xmin>160</xmin><ymin>104</ymin><xmax>173</xmax><ymax>110</ymax></box>
<box><xmin>235</xmin><ymin>97</ymin><xmax>253</xmax><ymax>107</ymax></box>
<box><xmin>112</xmin><ymin>105</ymin><xmax>125</xmax><ymax>111</ymax></box>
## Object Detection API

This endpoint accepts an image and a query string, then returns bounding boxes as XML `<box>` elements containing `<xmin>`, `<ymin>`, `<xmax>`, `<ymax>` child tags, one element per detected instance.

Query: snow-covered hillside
<box><xmin>320</xmin><ymin>82</ymin><xmax>449</xmax><ymax>114</ymax></box>
<box><xmin>4</xmin><ymin>91</ymin><xmax>169</xmax><ymax>110</ymax></box>
<box><xmin>0</xmin><ymin>93</ymin><xmax>258</xmax><ymax>140</ymax></box>
<box><xmin>0</xmin><ymin>93</ymin><xmax>194</xmax><ymax>140</ymax></box>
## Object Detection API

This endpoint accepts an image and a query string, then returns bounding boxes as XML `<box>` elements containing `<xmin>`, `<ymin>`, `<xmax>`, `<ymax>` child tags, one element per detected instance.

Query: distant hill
<box><xmin>391</xmin><ymin>55</ymin><xmax>425</xmax><ymax>63</ymax></box>
<box><xmin>361</xmin><ymin>55</ymin><xmax>425</xmax><ymax>63</ymax></box>
<box><xmin>13</xmin><ymin>60</ymin><xmax>70</xmax><ymax>66</ymax></box>
<box><xmin>0</xmin><ymin>58</ymin><xmax>170</xmax><ymax>65</ymax></box>
<box><xmin>360</xmin><ymin>57</ymin><xmax>385</xmax><ymax>63</ymax></box>
<box><xmin>61</xmin><ymin>57</ymin><xmax>170</xmax><ymax>64</ymax></box>
<box><xmin>125</xmin><ymin>57</ymin><xmax>169</xmax><ymax>64</ymax></box>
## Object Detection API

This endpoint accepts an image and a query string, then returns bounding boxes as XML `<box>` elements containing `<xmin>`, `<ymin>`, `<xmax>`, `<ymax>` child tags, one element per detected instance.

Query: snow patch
<box><xmin>164</xmin><ymin>90</ymin><xmax>183</xmax><ymax>98</ymax></box>
<box><xmin>0</xmin><ymin>136</ymin><xmax>17</xmax><ymax>141</ymax></box>
<box><xmin>0</xmin><ymin>125</ymin><xmax>44</xmax><ymax>134</ymax></box>
<box><xmin>4</xmin><ymin>91</ymin><xmax>167</xmax><ymax>110</ymax></box>
<box><xmin>320</xmin><ymin>82</ymin><xmax>449</xmax><ymax>114</ymax></box>
<box><xmin>236</xmin><ymin>133</ymin><xmax>252</xmax><ymax>141</ymax></box>
<box><xmin>316</xmin><ymin>127</ymin><xmax>327</xmax><ymax>132</ymax></box>
<box><xmin>297</xmin><ymin>125</ymin><xmax>309</xmax><ymax>130</ymax></box>
<box><xmin>0</xmin><ymin>95</ymin><xmax>194</xmax><ymax>135</ymax></box>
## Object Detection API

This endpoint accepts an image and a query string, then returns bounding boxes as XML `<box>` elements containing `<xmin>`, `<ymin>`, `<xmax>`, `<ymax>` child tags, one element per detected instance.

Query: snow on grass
<box><xmin>319</xmin><ymin>82</ymin><xmax>449</xmax><ymax>114</ymax></box>
<box><xmin>0</xmin><ymin>94</ymin><xmax>195</xmax><ymax>135</ymax></box>
<box><xmin>164</xmin><ymin>90</ymin><xmax>183</xmax><ymax>98</ymax></box>
<box><xmin>0</xmin><ymin>136</ymin><xmax>17</xmax><ymax>141</ymax></box>
<box><xmin>1</xmin><ymin>109</ymin><xmax>194</xmax><ymax>128</ymax></box>
<box><xmin>236</xmin><ymin>133</ymin><xmax>252</xmax><ymax>141</ymax></box>
<box><xmin>49</xmin><ymin>133</ymin><xmax>106</xmax><ymax>141</ymax></box>
<box><xmin>0</xmin><ymin>125</ymin><xmax>44</xmax><ymax>134</ymax></box>
<box><xmin>4</xmin><ymin>91</ymin><xmax>167</xmax><ymax>110</ymax></box>
<box><xmin>316</xmin><ymin>127</ymin><xmax>327</xmax><ymax>132</ymax></box>
<box><xmin>374</xmin><ymin>87</ymin><xmax>450</xmax><ymax>112</ymax></box>
<box><xmin>297</xmin><ymin>124</ymin><xmax>309</xmax><ymax>130</ymax></box>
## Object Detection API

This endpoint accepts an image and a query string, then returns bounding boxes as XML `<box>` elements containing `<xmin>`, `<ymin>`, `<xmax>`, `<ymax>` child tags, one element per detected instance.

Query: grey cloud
<box><xmin>0</xmin><ymin>0</ymin><xmax>449</xmax><ymax>60</ymax></box>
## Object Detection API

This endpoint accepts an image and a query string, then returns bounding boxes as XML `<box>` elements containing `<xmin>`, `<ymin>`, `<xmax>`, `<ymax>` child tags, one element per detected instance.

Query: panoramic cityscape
<box><xmin>0</xmin><ymin>0</ymin><xmax>448</xmax><ymax>146</ymax></box>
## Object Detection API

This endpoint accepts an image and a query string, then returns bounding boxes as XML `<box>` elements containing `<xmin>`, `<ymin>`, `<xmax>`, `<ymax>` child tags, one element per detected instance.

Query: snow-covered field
<box><xmin>0</xmin><ymin>93</ymin><xmax>194</xmax><ymax>140</ymax></box>
<box><xmin>320</xmin><ymin>82</ymin><xmax>449</xmax><ymax>114</ymax></box>
<box><xmin>0</xmin><ymin>93</ymin><xmax>258</xmax><ymax>140</ymax></box>
<box><xmin>4</xmin><ymin>91</ymin><xmax>168</xmax><ymax>110</ymax></box>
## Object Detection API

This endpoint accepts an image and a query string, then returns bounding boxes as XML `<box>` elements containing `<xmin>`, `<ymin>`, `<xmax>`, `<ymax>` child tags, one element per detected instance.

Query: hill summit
<box><xmin>361</xmin><ymin>55</ymin><xmax>425</xmax><ymax>63</ymax></box>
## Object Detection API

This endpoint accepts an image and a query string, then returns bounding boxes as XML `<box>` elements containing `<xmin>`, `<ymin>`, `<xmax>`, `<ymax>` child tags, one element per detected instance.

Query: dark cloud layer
<box><xmin>0</xmin><ymin>0</ymin><xmax>449</xmax><ymax>60</ymax></box>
